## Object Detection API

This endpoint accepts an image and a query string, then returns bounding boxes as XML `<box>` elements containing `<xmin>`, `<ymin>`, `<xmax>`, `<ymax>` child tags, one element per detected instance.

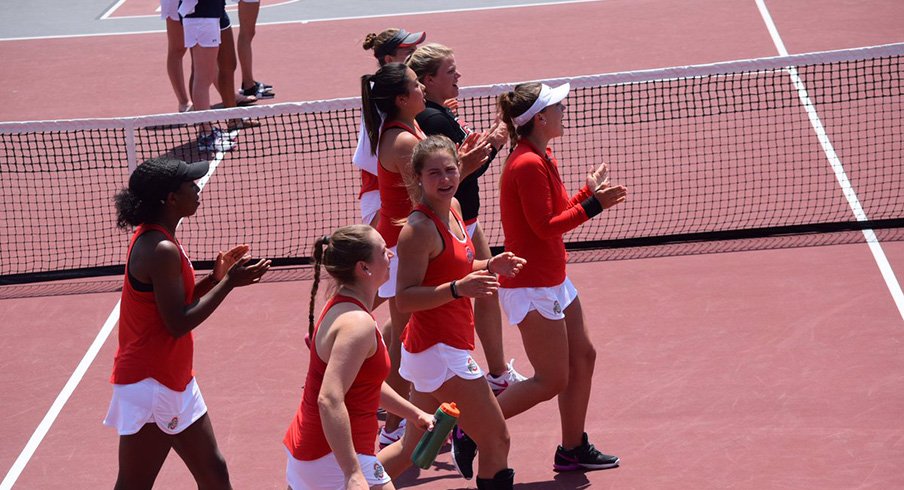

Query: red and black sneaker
<box><xmin>553</xmin><ymin>432</ymin><xmax>619</xmax><ymax>472</ymax></box>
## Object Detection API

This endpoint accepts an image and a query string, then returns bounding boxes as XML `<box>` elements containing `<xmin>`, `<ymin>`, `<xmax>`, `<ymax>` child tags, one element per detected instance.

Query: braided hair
<box><xmin>308</xmin><ymin>225</ymin><xmax>377</xmax><ymax>337</ymax></box>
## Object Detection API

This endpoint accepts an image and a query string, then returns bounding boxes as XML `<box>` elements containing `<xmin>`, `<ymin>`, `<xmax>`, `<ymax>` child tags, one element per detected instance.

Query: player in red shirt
<box><xmin>354</xmin><ymin>28</ymin><xmax>427</xmax><ymax>227</ymax></box>
<box><xmin>377</xmin><ymin>136</ymin><xmax>525</xmax><ymax>489</ymax></box>
<box><xmin>284</xmin><ymin>225</ymin><xmax>432</xmax><ymax>490</ymax></box>
<box><xmin>105</xmin><ymin>157</ymin><xmax>270</xmax><ymax>489</ymax></box>
<box><xmin>360</xmin><ymin>62</ymin><xmax>428</xmax><ymax>446</ymax></box>
<box><xmin>406</xmin><ymin>43</ymin><xmax>529</xmax><ymax>396</ymax></box>
<box><xmin>495</xmin><ymin>83</ymin><xmax>627</xmax><ymax>472</ymax></box>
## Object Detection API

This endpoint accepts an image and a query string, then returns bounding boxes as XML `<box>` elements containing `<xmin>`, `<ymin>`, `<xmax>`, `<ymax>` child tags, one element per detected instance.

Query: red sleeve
<box><xmin>512</xmin><ymin>156</ymin><xmax>590</xmax><ymax>239</ymax></box>
<box><xmin>568</xmin><ymin>184</ymin><xmax>593</xmax><ymax>207</ymax></box>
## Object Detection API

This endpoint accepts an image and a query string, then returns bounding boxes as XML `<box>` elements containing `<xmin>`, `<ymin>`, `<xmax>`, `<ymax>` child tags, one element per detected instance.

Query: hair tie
<box><xmin>321</xmin><ymin>235</ymin><xmax>330</xmax><ymax>245</ymax></box>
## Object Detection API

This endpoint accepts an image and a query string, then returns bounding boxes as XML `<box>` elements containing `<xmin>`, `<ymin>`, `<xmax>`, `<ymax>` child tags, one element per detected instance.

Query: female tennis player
<box><xmin>105</xmin><ymin>157</ymin><xmax>270</xmax><ymax>489</ymax></box>
<box><xmin>494</xmin><ymin>82</ymin><xmax>627</xmax><ymax>472</ymax></box>
<box><xmin>283</xmin><ymin>225</ymin><xmax>433</xmax><ymax>490</ymax></box>
<box><xmin>377</xmin><ymin>136</ymin><xmax>525</xmax><ymax>490</ymax></box>
<box><xmin>360</xmin><ymin>61</ymin><xmax>427</xmax><ymax>447</ymax></box>
<box><xmin>354</xmin><ymin>28</ymin><xmax>427</xmax><ymax>227</ymax></box>
<box><xmin>406</xmin><ymin>42</ymin><xmax>525</xmax><ymax>395</ymax></box>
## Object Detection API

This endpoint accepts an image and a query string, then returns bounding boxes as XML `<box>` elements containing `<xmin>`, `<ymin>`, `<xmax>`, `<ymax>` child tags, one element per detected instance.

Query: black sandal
<box><xmin>240</xmin><ymin>81</ymin><xmax>275</xmax><ymax>99</ymax></box>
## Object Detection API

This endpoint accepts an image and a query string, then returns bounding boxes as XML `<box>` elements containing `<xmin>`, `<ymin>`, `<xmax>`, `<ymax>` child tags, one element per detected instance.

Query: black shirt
<box><xmin>182</xmin><ymin>0</ymin><xmax>225</xmax><ymax>19</ymax></box>
<box><xmin>416</xmin><ymin>100</ymin><xmax>499</xmax><ymax>223</ymax></box>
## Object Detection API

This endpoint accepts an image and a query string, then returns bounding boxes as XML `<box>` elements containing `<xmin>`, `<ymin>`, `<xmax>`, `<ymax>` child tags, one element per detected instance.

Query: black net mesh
<box><xmin>1</xmin><ymin>46</ymin><xmax>902</xmax><ymax>293</ymax></box>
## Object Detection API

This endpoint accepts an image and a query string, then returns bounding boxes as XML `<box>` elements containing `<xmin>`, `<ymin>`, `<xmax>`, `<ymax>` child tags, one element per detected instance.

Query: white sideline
<box><xmin>0</xmin><ymin>146</ymin><xmax>228</xmax><ymax>489</ymax></box>
<box><xmin>755</xmin><ymin>0</ymin><xmax>904</xmax><ymax>322</ymax></box>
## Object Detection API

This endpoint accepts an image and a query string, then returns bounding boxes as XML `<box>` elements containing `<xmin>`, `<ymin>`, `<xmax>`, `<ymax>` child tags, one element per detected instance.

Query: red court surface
<box><xmin>2</xmin><ymin>1</ymin><xmax>904</xmax><ymax>488</ymax></box>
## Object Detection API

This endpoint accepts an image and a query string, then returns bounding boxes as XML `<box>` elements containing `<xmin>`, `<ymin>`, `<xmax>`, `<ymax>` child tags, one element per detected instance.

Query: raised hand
<box><xmin>594</xmin><ymin>184</ymin><xmax>628</xmax><ymax>210</ymax></box>
<box><xmin>443</xmin><ymin>98</ymin><xmax>459</xmax><ymax>114</ymax></box>
<box><xmin>486</xmin><ymin>115</ymin><xmax>508</xmax><ymax>150</ymax></box>
<box><xmin>586</xmin><ymin>162</ymin><xmax>610</xmax><ymax>191</ymax></box>
<box><xmin>455</xmin><ymin>270</ymin><xmax>499</xmax><ymax>298</ymax></box>
<box><xmin>212</xmin><ymin>244</ymin><xmax>250</xmax><ymax>282</ymax></box>
<box><xmin>458</xmin><ymin>132</ymin><xmax>492</xmax><ymax>175</ymax></box>
<box><xmin>224</xmin><ymin>256</ymin><xmax>271</xmax><ymax>287</ymax></box>
<box><xmin>487</xmin><ymin>252</ymin><xmax>526</xmax><ymax>278</ymax></box>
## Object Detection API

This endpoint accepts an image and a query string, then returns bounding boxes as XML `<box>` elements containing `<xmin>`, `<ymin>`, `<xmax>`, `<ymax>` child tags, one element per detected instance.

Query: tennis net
<box><xmin>1</xmin><ymin>42</ymin><xmax>902</xmax><ymax>287</ymax></box>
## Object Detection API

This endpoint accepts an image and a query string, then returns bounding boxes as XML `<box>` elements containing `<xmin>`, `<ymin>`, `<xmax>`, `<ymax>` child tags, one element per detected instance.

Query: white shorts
<box><xmin>360</xmin><ymin>189</ymin><xmax>381</xmax><ymax>225</ymax></box>
<box><xmin>103</xmin><ymin>377</ymin><xmax>207</xmax><ymax>436</ymax></box>
<box><xmin>160</xmin><ymin>0</ymin><xmax>180</xmax><ymax>21</ymax></box>
<box><xmin>183</xmin><ymin>17</ymin><xmax>221</xmax><ymax>48</ymax></box>
<box><xmin>498</xmin><ymin>277</ymin><xmax>578</xmax><ymax>325</ymax></box>
<box><xmin>285</xmin><ymin>449</ymin><xmax>390</xmax><ymax>490</ymax></box>
<box><xmin>400</xmin><ymin>343</ymin><xmax>484</xmax><ymax>393</ymax></box>
<box><xmin>377</xmin><ymin>245</ymin><xmax>399</xmax><ymax>298</ymax></box>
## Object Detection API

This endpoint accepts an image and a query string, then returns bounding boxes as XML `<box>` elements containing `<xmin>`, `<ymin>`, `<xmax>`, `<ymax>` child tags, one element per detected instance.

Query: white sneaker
<box><xmin>486</xmin><ymin>359</ymin><xmax>528</xmax><ymax>395</ymax></box>
<box><xmin>378</xmin><ymin>419</ymin><xmax>406</xmax><ymax>447</ymax></box>
<box><xmin>198</xmin><ymin>127</ymin><xmax>237</xmax><ymax>153</ymax></box>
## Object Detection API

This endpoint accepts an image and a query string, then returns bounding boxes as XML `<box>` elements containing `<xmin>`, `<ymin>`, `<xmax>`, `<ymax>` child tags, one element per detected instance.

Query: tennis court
<box><xmin>2</xmin><ymin>1</ymin><xmax>904</xmax><ymax>488</ymax></box>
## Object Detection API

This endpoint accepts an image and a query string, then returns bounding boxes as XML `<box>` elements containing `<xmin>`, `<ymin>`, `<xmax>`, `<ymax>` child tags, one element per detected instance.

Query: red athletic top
<box><xmin>401</xmin><ymin>205</ymin><xmax>476</xmax><ymax>353</ymax></box>
<box><xmin>359</xmin><ymin>170</ymin><xmax>379</xmax><ymax>197</ymax></box>
<box><xmin>499</xmin><ymin>140</ymin><xmax>593</xmax><ymax>288</ymax></box>
<box><xmin>284</xmin><ymin>295</ymin><xmax>390</xmax><ymax>460</ymax></box>
<box><xmin>111</xmin><ymin>224</ymin><xmax>196</xmax><ymax>391</ymax></box>
<box><xmin>376</xmin><ymin>121</ymin><xmax>424</xmax><ymax>248</ymax></box>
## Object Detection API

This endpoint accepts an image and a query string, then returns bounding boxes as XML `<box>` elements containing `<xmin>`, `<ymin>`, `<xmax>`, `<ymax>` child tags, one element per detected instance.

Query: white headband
<box><xmin>512</xmin><ymin>82</ymin><xmax>570</xmax><ymax>127</ymax></box>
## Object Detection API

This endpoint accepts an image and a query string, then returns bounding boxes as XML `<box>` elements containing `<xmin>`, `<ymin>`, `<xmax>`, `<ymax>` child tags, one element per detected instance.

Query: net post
<box><xmin>124</xmin><ymin>123</ymin><xmax>137</xmax><ymax>173</ymax></box>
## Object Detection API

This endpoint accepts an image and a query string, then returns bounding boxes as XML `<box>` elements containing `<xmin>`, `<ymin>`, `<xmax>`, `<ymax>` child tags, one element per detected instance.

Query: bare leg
<box><xmin>190</xmin><ymin>45</ymin><xmax>218</xmax><ymax>111</ymax></box>
<box><xmin>236</xmin><ymin>0</ymin><xmax>260</xmax><ymax>90</ymax></box>
<box><xmin>114</xmin><ymin>423</ymin><xmax>172</xmax><ymax>490</ymax></box>
<box><xmin>471</xmin><ymin>224</ymin><xmax>507</xmax><ymax>375</ymax></box>
<box><xmin>165</xmin><ymin>19</ymin><xmax>191</xmax><ymax>111</ymax></box>
<box><xmin>382</xmin><ymin>298</ymin><xmax>411</xmax><ymax>433</ymax></box>
<box><xmin>170</xmin><ymin>413</ymin><xmax>232</xmax><ymax>489</ymax></box>
<box><xmin>557</xmin><ymin>297</ymin><xmax>596</xmax><ymax>449</ymax></box>
<box><xmin>190</xmin><ymin>44</ymin><xmax>218</xmax><ymax>134</ymax></box>
<box><xmin>216</xmin><ymin>27</ymin><xmax>238</xmax><ymax>109</ymax></box>
<box><xmin>433</xmin><ymin>376</ymin><xmax>510</xmax><ymax>479</ymax></box>
<box><xmin>494</xmin><ymin>311</ymin><xmax>569</xmax><ymax>419</ymax></box>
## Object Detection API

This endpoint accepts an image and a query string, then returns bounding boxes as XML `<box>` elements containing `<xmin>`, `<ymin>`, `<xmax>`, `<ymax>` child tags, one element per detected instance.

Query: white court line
<box><xmin>99</xmin><ymin>0</ymin><xmax>129</xmax><ymax>20</ymax></box>
<box><xmin>0</xmin><ymin>0</ymin><xmax>603</xmax><ymax>41</ymax></box>
<box><xmin>0</xmin><ymin>147</ymin><xmax>228</xmax><ymax>489</ymax></box>
<box><xmin>107</xmin><ymin>0</ymin><xmax>302</xmax><ymax>21</ymax></box>
<box><xmin>754</xmin><ymin>0</ymin><xmax>904</xmax><ymax>321</ymax></box>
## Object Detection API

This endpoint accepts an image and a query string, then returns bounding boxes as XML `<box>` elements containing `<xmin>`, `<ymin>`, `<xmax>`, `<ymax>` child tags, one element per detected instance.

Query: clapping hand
<box><xmin>487</xmin><ymin>252</ymin><xmax>526</xmax><ymax>278</ymax></box>
<box><xmin>586</xmin><ymin>162</ymin><xmax>611</xmax><ymax>191</ymax></box>
<box><xmin>212</xmin><ymin>244</ymin><xmax>250</xmax><ymax>282</ymax></box>
<box><xmin>458</xmin><ymin>132</ymin><xmax>493</xmax><ymax>175</ymax></box>
<box><xmin>224</xmin><ymin>253</ymin><xmax>271</xmax><ymax>287</ymax></box>
<box><xmin>455</xmin><ymin>270</ymin><xmax>499</xmax><ymax>297</ymax></box>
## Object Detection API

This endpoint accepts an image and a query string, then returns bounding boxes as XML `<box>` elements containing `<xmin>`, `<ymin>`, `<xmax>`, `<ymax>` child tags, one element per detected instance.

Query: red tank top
<box><xmin>284</xmin><ymin>295</ymin><xmax>390</xmax><ymax>460</ymax></box>
<box><xmin>359</xmin><ymin>170</ymin><xmax>379</xmax><ymax>197</ymax></box>
<box><xmin>376</xmin><ymin>121</ymin><xmax>423</xmax><ymax>247</ymax></box>
<box><xmin>401</xmin><ymin>205</ymin><xmax>476</xmax><ymax>353</ymax></box>
<box><xmin>111</xmin><ymin>224</ymin><xmax>196</xmax><ymax>391</ymax></box>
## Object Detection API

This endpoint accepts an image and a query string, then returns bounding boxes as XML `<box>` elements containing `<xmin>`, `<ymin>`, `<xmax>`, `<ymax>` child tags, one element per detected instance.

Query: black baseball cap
<box><xmin>129</xmin><ymin>157</ymin><xmax>209</xmax><ymax>201</ymax></box>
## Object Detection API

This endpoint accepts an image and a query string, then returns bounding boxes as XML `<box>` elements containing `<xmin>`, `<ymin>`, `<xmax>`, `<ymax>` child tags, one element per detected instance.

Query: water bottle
<box><xmin>411</xmin><ymin>402</ymin><xmax>460</xmax><ymax>469</ymax></box>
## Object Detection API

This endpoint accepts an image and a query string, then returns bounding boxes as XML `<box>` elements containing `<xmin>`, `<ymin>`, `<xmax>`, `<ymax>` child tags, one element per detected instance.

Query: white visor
<box><xmin>512</xmin><ymin>82</ymin><xmax>570</xmax><ymax>127</ymax></box>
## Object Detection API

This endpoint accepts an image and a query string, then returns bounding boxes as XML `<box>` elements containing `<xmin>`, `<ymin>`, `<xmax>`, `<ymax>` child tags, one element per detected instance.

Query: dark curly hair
<box><xmin>114</xmin><ymin>157</ymin><xmax>187</xmax><ymax>230</ymax></box>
